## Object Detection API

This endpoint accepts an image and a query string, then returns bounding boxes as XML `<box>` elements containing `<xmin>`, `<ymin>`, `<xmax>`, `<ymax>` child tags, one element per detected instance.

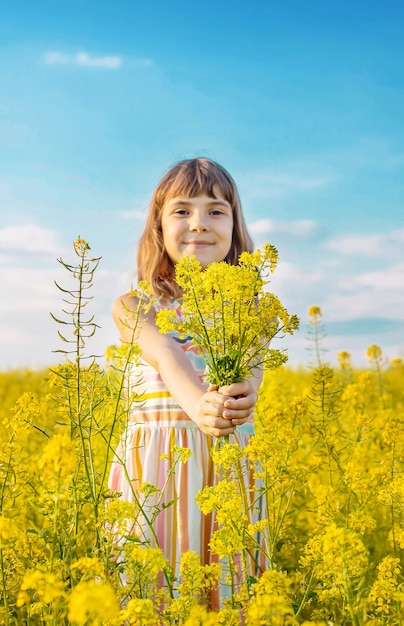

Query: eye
<box><xmin>173</xmin><ymin>208</ymin><xmax>189</xmax><ymax>215</ymax></box>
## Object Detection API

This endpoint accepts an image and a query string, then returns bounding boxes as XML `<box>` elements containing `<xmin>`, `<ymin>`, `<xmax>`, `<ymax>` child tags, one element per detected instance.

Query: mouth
<box><xmin>184</xmin><ymin>241</ymin><xmax>213</xmax><ymax>246</ymax></box>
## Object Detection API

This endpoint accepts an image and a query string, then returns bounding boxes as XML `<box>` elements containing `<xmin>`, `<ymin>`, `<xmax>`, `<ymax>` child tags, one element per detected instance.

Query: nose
<box><xmin>189</xmin><ymin>211</ymin><xmax>208</xmax><ymax>231</ymax></box>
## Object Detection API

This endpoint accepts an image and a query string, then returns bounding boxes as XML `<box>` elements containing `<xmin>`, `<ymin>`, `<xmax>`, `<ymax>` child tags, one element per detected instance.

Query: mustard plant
<box><xmin>156</xmin><ymin>243</ymin><xmax>299</xmax><ymax>387</ymax></box>
<box><xmin>306</xmin><ymin>306</ymin><xmax>328</xmax><ymax>369</ymax></box>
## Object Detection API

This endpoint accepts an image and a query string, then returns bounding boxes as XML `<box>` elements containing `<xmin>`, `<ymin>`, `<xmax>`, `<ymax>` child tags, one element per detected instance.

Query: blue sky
<box><xmin>1</xmin><ymin>0</ymin><xmax>403</xmax><ymax>369</ymax></box>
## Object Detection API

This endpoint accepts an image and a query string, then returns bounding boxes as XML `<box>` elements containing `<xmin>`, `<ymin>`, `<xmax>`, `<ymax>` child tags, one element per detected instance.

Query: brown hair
<box><xmin>137</xmin><ymin>157</ymin><xmax>254</xmax><ymax>298</ymax></box>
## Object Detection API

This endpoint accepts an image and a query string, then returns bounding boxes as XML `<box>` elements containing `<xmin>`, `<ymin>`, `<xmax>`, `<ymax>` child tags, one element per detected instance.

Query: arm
<box><xmin>112</xmin><ymin>294</ymin><xmax>260</xmax><ymax>437</ymax></box>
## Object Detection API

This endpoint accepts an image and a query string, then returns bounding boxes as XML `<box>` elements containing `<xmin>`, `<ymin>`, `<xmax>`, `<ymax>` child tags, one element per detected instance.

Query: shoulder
<box><xmin>112</xmin><ymin>291</ymin><xmax>156</xmax><ymax>327</ymax></box>
<box><xmin>112</xmin><ymin>292</ymin><xmax>136</xmax><ymax>316</ymax></box>
<box><xmin>113</xmin><ymin>291</ymin><xmax>137</xmax><ymax>310</ymax></box>
<box><xmin>113</xmin><ymin>286</ymin><xmax>157</xmax><ymax>309</ymax></box>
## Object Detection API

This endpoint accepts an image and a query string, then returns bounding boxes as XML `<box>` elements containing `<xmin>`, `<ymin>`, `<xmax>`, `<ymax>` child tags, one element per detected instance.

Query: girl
<box><xmin>108</xmin><ymin>157</ymin><xmax>263</xmax><ymax>598</ymax></box>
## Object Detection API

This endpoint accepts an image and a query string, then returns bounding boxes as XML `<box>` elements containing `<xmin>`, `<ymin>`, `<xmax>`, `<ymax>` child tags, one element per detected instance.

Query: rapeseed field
<box><xmin>1</xmin><ymin>240</ymin><xmax>403</xmax><ymax>625</ymax></box>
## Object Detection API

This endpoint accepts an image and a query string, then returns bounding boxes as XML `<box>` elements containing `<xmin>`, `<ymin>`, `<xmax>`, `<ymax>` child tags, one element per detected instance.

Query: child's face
<box><xmin>161</xmin><ymin>187</ymin><xmax>233</xmax><ymax>269</ymax></box>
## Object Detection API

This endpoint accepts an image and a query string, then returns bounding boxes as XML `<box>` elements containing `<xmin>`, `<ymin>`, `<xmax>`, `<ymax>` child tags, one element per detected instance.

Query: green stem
<box><xmin>188</xmin><ymin>277</ymin><xmax>216</xmax><ymax>372</ymax></box>
<box><xmin>111</xmin><ymin>447</ymin><xmax>175</xmax><ymax>600</ymax></box>
<box><xmin>0</xmin><ymin>548</ymin><xmax>10</xmax><ymax>626</ymax></box>
<box><xmin>294</xmin><ymin>566</ymin><xmax>317</xmax><ymax>618</ymax></box>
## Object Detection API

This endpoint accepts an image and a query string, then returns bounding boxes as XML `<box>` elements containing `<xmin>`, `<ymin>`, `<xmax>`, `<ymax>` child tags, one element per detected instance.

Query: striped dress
<box><xmin>108</xmin><ymin>298</ymin><xmax>262</xmax><ymax>599</ymax></box>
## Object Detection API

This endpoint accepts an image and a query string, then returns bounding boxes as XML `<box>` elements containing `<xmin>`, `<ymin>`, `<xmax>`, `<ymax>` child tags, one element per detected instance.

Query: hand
<box><xmin>194</xmin><ymin>386</ymin><xmax>239</xmax><ymax>437</ymax></box>
<box><xmin>217</xmin><ymin>380</ymin><xmax>258</xmax><ymax>424</ymax></box>
<box><xmin>194</xmin><ymin>380</ymin><xmax>257</xmax><ymax>437</ymax></box>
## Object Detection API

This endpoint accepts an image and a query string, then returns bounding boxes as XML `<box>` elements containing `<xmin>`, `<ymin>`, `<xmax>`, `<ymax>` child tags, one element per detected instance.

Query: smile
<box><xmin>184</xmin><ymin>241</ymin><xmax>213</xmax><ymax>246</ymax></box>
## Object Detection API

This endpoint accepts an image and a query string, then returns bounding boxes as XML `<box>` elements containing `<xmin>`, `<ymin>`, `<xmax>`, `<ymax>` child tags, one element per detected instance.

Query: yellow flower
<box><xmin>0</xmin><ymin>515</ymin><xmax>20</xmax><ymax>544</ymax></box>
<box><xmin>209</xmin><ymin>525</ymin><xmax>246</xmax><ymax>558</ymax></box>
<box><xmin>308</xmin><ymin>305</ymin><xmax>322</xmax><ymax>320</ymax></box>
<box><xmin>347</xmin><ymin>510</ymin><xmax>376</xmax><ymax>535</ymax></box>
<box><xmin>247</xmin><ymin>519</ymin><xmax>268</xmax><ymax>536</ymax></box>
<box><xmin>368</xmin><ymin>556</ymin><xmax>401</xmax><ymax>615</ymax></box>
<box><xmin>38</xmin><ymin>431</ymin><xmax>77</xmax><ymax>489</ymax></box>
<box><xmin>68</xmin><ymin>580</ymin><xmax>119</xmax><ymax>625</ymax></box>
<box><xmin>5</xmin><ymin>391</ymin><xmax>43</xmax><ymax>432</ymax></box>
<box><xmin>139</xmin><ymin>482</ymin><xmax>161</xmax><ymax>497</ymax></box>
<box><xmin>73</xmin><ymin>236</ymin><xmax>91</xmax><ymax>256</ymax></box>
<box><xmin>195</xmin><ymin>480</ymin><xmax>240</xmax><ymax>515</ymax></box>
<box><xmin>156</xmin><ymin>308</ymin><xmax>182</xmax><ymax>335</ymax></box>
<box><xmin>162</xmin><ymin>595</ymin><xmax>195</xmax><ymax>624</ymax></box>
<box><xmin>105</xmin><ymin>341</ymin><xmax>142</xmax><ymax>367</ymax></box>
<box><xmin>337</xmin><ymin>350</ymin><xmax>351</xmax><ymax>369</ymax></box>
<box><xmin>183</xmin><ymin>605</ymin><xmax>219</xmax><ymax>626</ymax></box>
<box><xmin>210</xmin><ymin>441</ymin><xmax>244</xmax><ymax>473</ymax></box>
<box><xmin>377</xmin><ymin>474</ymin><xmax>404</xmax><ymax>506</ymax></box>
<box><xmin>137</xmin><ymin>280</ymin><xmax>154</xmax><ymax>297</ymax></box>
<box><xmin>301</xmin><ymin>523</ymin><xmax>368</xmax><ymax>603</ymax></box>
<box><xmin>125</xmin><ymin>544</ymin><xmax>168</xmax><ymax>585</ymax></box>
<box><xmin>16</xmin><ymin>569</ymin><xmax>65</xmax><ymax>607</ymax></box>
<box><xmin>391</xmin><ymin>527</ymin><xmax>404</xmax><ymax>549</ymax></box>
<box><xmin>214</xmin><ymin>607</ymin><xmax>241</xmax><ymax>625</ymax></box>
<box><xmin>246</xmin><ymin>570</ymin><xmax>297</xmax><ymax>625</ymax></box>
<box><xmin>120</xmin><ymin>598</ymin><xmax>159</xmax><ymax>625</ymax></box>
<box><xmin>155</xmin><ymin>245</ymin><xmax>298</xmax><ymax>386</ymax></box>
<box><xmin>172</xmin><ymin>445</ymin><xmax>193</xmax><ymax>463</ymax></box>
<box><xmin>366</xmin><ymin>344</ymin><xmax>383</xmax><ymax>363</ymax></box>
<box><xmin>71</xmin><ymin>556</ymin><xmax>104</xmax><ymax>579</ymax></box>
<box><xmin>179</xmin><ymin>551</ymin><xmax>221</xmax><ymax>596</ymax></box>
<box><xmin>102</xmin><ymin>498</ymin><xmax>140</xmax><ymax>540</ymax></box>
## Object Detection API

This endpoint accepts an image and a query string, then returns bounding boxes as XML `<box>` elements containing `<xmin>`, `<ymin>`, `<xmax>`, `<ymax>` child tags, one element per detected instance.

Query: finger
<box><xmin>211</xmin><ymin>425</ymin><xmax>237</xmax><ymax>437</ymax></box>
<box><xmin>199</xmin><ymin>417</ymin><xmax>237</xmax><ymax>437</ymax></box>
<box><xmin>222</xmin><ymin>406</ymin><xmax>254</xmax><ymax>419</ymax></box>
<box><xmin>218</xmin><ymin>381</ymin><xmax>250</xmax><ymax>396</ymax></box>
<box><xmin>204</xmin><ymin>390</ymin><xmax>227</xmax><ymax>407</ymax></box>
<box><xmin>231</xmin><ymin>414</ymin><xmax>254</xmax><ymax>426</ymax></box>
<box><xmin>223</xmin><ymin>394</ymin><xmax>256</xmax><ymax>410</ymax></box>
<box><xmin>212</xmin><ymin>415</ymin><xmax>239</xmax><ymax>430</ymax></box>
<box><xmin>231</xmin><ymin>416</ymin><xmax>248</xmax><ymax>424</ymax></box>
<box><xmin>202</xmin><ymin>400</ymin><xmax>226</xmax><ymax>418</ymax></box>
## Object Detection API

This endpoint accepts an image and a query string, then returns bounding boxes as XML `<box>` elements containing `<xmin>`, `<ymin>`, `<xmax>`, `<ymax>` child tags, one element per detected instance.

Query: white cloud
<box><xmin>0</xmin><ymin>264</ymin><xmax>125</xmax><ymax>369</ymax></box>
<box><xmin>0</xmin><ymin>224</ymin><xmax>64</xmax><ymax>256</ymax></box>
<box><xmin>0</xmin><ymin>252</ymin><xmax>17</xmax><ymax>264</ymax></box>
<box><xmin>119</xmin><ymin>193</ymin><xmax>153</xmax><ymax>221</ymax></box>
<box><xmin>264</xmin><ymin>254</ymin><xmax>404</xmax><ymax>336</ymax></box>
<box><xmin>275</xmin><ymin>260</ymin><xmax>325</xmax><ymax>285</ymax></box>
<box><xmin>323</xmin><ymin>267</ymin><xmax>404</xmax><ymax>322</ymax></box>
<box><xmin>0</xmin><ymin>266</ymin><xmax>61</xmax><ymax>312</ymax></box>
<box><xmin>237</xmin><ymin>164</ymin><xmax>334</xmax><ymax>203</ymax></box>
<box><xmin>249</xmin><ymin>218</ymin><xmax>318</xmax><ymax>237</ymax></box>
<box><xmin>325</xmin><ymin>228</ymin><xmax>404</xmax><ymax>256</ymax></box>
<box><xmin>350</xmin><ymin>263</ymin><xmax>404</xmax><ymax>291</ymax></box>
<box><xmin>327</xmin><ymin>290</ymin><xmax>402</xmax><ymax>321</ymax></box>
<box><xmin>256</xmin><ymin>219</ymin><xmax>404</xmax><ymax>365</ymax></box>
<box><xmin>44</xmin><ymin>51</ymin><xmax>123</xmax><ymax>69</ymax></box>
<box><xmin>120</xmin><ymin>203</ymin><xmax>149</xmax><ymax>222</ymax></box>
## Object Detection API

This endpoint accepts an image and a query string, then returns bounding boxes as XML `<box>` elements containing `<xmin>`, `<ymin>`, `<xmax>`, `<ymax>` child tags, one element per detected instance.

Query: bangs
<box><xmin>155</xmin><ymin>158</ymin><xmax>238</xmax><ymax>208</ymax></box>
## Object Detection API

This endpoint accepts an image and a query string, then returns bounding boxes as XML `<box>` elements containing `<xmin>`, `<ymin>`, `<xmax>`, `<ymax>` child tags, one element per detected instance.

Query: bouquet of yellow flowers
<box><xmin>156</xmin><ymin>243</ymin><xmax>299</xmax><ymax>386</ymax></box>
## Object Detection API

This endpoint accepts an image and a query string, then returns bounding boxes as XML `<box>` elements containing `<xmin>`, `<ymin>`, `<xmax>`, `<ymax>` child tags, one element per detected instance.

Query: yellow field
<box><xmin>1</xmin><ymin>352</ymin><xmax>404</xmax><ymax>625</ymax></box>
<box><xmin>1</xmin><ymin>242</ymin><xmax>404</xmax><ymax>625</ymax></box>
